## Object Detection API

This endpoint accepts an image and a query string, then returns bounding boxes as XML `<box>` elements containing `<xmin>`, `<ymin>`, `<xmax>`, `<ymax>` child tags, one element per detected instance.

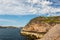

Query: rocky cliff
<box><xmin>37</xmin><ymin>24</ymin><xmax>60</xmax><ymax>40</ymax></box>
<box><xmin>21</xmin><ymin>16</ymin><xmax>60</xmax><ymax>40</ymax></box>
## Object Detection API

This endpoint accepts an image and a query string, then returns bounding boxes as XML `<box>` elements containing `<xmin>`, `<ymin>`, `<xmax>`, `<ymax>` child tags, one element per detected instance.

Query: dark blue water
<box><xmin>0</xmin><ymin>28</ymin><xmax>28</xmax><ymax>40</ymax></box>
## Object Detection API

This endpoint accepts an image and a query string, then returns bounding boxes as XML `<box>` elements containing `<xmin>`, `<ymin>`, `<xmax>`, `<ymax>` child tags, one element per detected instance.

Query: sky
<box><xmin>0</xmin><ymin>0</ymin><xmax>60</xmax><ymax>27</ymax></box>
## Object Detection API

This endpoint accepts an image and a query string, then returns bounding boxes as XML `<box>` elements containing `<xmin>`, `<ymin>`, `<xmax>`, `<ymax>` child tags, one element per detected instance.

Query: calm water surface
<box><xmin>0</xmin><ymin>28</ymin><xmax>28</xmax><ymax>40</ymax></box>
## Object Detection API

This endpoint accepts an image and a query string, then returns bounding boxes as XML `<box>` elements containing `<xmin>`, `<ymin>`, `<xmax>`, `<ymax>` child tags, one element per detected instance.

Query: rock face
<box><xmin>21</xmin><ymin>16</ymin><xmax>60</xmax><ymax>40</ymax></box>
<box><xmin>37</xmin><ymin>24</ymin><xmax>60</xmax><ymax>40</ymax></box>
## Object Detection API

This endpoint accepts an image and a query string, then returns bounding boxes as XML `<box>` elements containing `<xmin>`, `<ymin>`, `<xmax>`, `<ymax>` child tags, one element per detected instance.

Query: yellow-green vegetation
<box><xmin>29</xmin><ymin>16</ymin><xmax>60</xmax><ymax>24</ymax></box>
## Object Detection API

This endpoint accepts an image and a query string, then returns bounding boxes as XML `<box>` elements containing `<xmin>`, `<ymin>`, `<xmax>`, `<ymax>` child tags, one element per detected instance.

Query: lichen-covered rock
<box><xmin>20</xmin><ymin>16</ymin><xmax>60</xmax><ymax>39</ymax></box>
<box><xmin>37</xmin><ymin>24</ymin><xmax>60</xmax><ymax>40</ymax></box>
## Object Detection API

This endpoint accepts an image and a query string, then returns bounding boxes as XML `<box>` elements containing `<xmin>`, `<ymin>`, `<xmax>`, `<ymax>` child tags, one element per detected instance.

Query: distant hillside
<box><xmin>0</xmin><ymin>26</ymin><xmax>17</xmax><ymax>28</ymax></box>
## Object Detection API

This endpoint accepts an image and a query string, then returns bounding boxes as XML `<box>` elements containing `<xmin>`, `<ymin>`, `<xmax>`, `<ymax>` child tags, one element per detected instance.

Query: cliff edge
<box><xmin>21</xmin><ymin>16</ymin><xmax>60</xmax><ymax>40</ymax></box>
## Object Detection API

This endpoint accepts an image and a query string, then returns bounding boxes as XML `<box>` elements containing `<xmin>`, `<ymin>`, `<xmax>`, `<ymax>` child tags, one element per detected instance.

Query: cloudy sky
<box><xmin>0</xmin><ymin>0</ymin><xmax>60</xmax><ymax>27</ymax></box>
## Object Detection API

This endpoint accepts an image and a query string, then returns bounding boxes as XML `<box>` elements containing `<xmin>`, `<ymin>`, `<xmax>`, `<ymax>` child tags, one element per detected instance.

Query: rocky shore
<box><xmin>20</xmin><ymin>16</ymin><xmax>60</xmax><ymax>40</ymax></box>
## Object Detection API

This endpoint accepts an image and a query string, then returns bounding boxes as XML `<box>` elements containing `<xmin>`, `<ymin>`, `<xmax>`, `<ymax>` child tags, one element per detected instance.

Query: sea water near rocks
<box><xmin>0</xmin><ymin>28</ymin><xmax>28</xmax><ymax>40</ymax></box>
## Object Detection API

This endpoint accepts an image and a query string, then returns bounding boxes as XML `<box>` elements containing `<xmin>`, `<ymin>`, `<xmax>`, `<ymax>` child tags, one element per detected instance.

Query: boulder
<box><xmin>37</xmin><ymin>24</ymin><xmax>60</xmax><ymax>40</ymax></box>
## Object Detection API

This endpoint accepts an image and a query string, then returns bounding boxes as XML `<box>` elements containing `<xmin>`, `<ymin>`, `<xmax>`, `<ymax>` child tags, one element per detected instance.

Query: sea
<box><xmin>0</xmin><ymin>28</ymin><xmax>28</xmax><ymax>40</ymax></box>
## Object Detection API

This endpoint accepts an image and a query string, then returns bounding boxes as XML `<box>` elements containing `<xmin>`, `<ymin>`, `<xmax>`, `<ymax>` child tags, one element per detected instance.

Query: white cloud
<box><xmin>0</xmin><ymin>0</ymin><xmax>60</xmax><ymax>15</ymax></box>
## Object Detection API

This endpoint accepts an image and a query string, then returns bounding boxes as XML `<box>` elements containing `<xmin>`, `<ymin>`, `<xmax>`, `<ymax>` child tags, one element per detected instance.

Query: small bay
<box><xmin>0</xmin><ymin>28</ymin><xmax>28</xmax><ymax>40</ymax></box>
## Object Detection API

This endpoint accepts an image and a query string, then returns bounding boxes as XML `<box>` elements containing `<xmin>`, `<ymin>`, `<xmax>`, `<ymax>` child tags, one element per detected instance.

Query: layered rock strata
<box><xmin>21</xmin><ymin>16</ymin><xmax>60</xmax><ymax>40</ymax></box>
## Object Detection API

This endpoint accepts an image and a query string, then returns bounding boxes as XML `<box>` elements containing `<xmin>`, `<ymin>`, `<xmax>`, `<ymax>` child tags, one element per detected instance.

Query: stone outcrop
<box><xmin>37</xmin><ymin>24</ymin><xmax>60</xmax><ymax>40</ymax></box>
<box><xmin>20</xmin><ymin>16</ymin><xmax>60</xmax><ymax>40</ymax></box>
